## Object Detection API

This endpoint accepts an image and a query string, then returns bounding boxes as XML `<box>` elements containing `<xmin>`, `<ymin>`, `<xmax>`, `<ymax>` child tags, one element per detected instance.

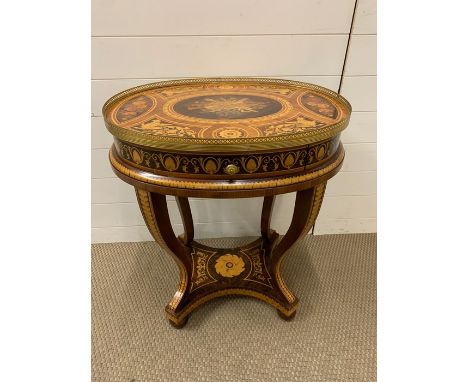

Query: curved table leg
<box><xmin>175</xmin><ymin>196</ymin><xmax>194</xmax><ymax>246</ymax></box>
<box><xmin>261</xmin><ymin>196</ymin><xmax>277</xmax><ymax>242</ymax></box>
<box><xmin>270</xmin><ymin>182</ymin><xmax>327</xmax><ymax>319</ymax></box>
<box><xmin>135</xmin><ymin>188</ymin><xmax>192</xmax><ymax>328</ymax></box>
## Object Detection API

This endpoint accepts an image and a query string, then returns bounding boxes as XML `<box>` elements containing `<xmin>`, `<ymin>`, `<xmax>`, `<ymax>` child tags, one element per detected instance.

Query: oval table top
<box><xmin>105</xmin><ymin>78</ymin><xmax>351</xmax><ymax>197</ymax></box>
<box><xmin>103</xmin><ymin>77</ymin><xmax>351</xmax><ymax>153</ymax></box>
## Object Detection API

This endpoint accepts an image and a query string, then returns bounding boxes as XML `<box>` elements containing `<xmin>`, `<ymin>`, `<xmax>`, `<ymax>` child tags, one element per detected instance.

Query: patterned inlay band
<box><xmin>114</xmin><ymin>136</ymin><xmax>340</xmax><ymax>179</ymax></box>
<box><xmin>110</xmin><ymin>143</ymin><xmax>345</xmax><ymax>191</ymax></box>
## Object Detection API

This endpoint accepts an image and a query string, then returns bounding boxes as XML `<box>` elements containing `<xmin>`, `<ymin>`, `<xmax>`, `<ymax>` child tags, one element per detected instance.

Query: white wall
<box><xmin>91</xmin><ymin>0</ymin><xmax>377</xmax><ymax>243</ymax></box>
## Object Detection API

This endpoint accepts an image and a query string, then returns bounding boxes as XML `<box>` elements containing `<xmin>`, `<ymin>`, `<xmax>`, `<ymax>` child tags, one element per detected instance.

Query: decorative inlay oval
<box><xmin>173</xmin><ymin>94</ymin><xmax>283</xmax><ymax>120</ymax></box>
<box><xmin>215</xmin><ymin>128</ymin><xmax>246</xmax><ymax>139</ymax></box>
<box><xmin>300</xmin><ymin>92</ymin><xmax>338</xmax><ymax>119</ymax></box>
<box><xmin>115</xmin><ymin>95</ymin><xmax>154</xmax><ymax>123</ymax></box>
<box><xmin>284</xmin><ymin>153</ymin><xmax>295</xmax><ymax>168</ymax></box>
<box><xmin>204</xmin><ymin>159</ymin><xmax>218</xmax><ymax>174</ymax></box>
<box><xmin>246</xmin><ymin>158</ymin><xmax>258</xmax><ymax>172</ymax></box>
<box><xmin>164</xmin><ymin>156</ymin><xmax>177</xmax><ymax>171</ymax></box>
<box><xmin>214</xmin><ymin>254</ymin><xmax>246</xmax><ymax>278</ymax></box>
<box><xmin>131</xmin><ymin>149</ymin><xmax>143</xmax><ymax>164</ymax></box>
<box><xmin>316</xmin><ymin>146</ymin><xmax>326</xmax><ymax>160</ymax></box>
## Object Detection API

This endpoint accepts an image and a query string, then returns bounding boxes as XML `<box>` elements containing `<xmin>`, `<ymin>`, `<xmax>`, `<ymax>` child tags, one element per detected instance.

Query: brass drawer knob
<box><xmin>224</xmin><ymin>164</ymin><xmax>240</xmax><ymax>175</ymax></box>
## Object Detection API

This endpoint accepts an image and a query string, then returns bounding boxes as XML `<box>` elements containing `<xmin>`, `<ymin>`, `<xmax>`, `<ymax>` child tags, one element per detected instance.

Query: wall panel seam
<box><xmin>337</xmin><ymin>0</ymin><xmax>359</xmax><ymax>94</ymax></box>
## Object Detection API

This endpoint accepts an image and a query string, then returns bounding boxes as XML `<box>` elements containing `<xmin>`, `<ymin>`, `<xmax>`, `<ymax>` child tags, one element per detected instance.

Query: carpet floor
<box><xmin>92</xmin><ymin>233</ymin><xmax>376</xmax><ymax>382</ymax></box>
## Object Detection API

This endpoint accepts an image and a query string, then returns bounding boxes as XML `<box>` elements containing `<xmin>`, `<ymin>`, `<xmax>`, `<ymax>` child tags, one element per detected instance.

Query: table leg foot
<box><xmin>277</xmin><ymin>309</ymin><xmax>297</xmax><ymax>321</ymax></box>
<box><xmin>269</xmin><ymin>184</ymin><xmax>327</xmax><ymax>312</ymax></box>
<box><xmin>168</xmin><ymin>315</ymin><xmax>189</xmax><ymax>329</ymax></box>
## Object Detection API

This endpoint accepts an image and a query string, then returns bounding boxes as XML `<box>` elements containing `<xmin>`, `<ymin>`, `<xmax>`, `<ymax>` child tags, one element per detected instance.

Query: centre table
<box><xmin>103</xmin><ymin>77</ymin><xmax>351</xmax><ymax>328</ymax></box>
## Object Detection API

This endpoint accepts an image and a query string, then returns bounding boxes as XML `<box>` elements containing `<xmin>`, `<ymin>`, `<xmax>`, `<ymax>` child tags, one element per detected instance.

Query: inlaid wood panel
<box><xmin>92</xmin><ymin>0</ymin><xmax>355</xmax><ymax>36</ymax></box>
<box><xmin>92</xmin><ymin>36</ymin><xmax>348</xmax><ymax>79</ymax></box>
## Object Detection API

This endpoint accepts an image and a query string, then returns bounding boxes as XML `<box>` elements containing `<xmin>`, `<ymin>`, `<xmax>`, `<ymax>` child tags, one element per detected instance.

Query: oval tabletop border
<box><xmin>102</xmin><ymin>77</ymin><xmax>352</xmax><ymax>152</ymax></box>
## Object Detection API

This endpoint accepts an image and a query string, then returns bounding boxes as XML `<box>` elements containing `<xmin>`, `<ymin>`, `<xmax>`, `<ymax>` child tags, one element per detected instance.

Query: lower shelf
<box><xmin>165</xmin><ymin>234</ymin><xmax>299</xmax><ymax>327</ymax></box>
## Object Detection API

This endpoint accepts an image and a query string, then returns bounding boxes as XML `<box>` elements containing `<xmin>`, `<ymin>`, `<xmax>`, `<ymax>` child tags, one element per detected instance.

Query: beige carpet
<box><xmin>92</xmin><ymin>233</ymin><xmax>376</xmax><ymax>382</ymax></box>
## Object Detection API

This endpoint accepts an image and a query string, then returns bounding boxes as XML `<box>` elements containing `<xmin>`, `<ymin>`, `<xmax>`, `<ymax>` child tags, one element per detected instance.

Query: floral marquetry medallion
<box><xmin>189</xmin><ymin>240</ymin><xmax>273</xmax><ymax>293</ymax></box>
<box><xmin>173</xmin><ymin>94</ymin><xmax>282</xmax><ymax>120</ymax></box>
<box><xmin>215</xmin><ymin>254</ymin><xmax>245</xmax><ymax>278</ymax></box>
<box><xmin>115</xmin><ymin>95</ymin><xmax>155</xmax><ymax>123</ymax></box>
